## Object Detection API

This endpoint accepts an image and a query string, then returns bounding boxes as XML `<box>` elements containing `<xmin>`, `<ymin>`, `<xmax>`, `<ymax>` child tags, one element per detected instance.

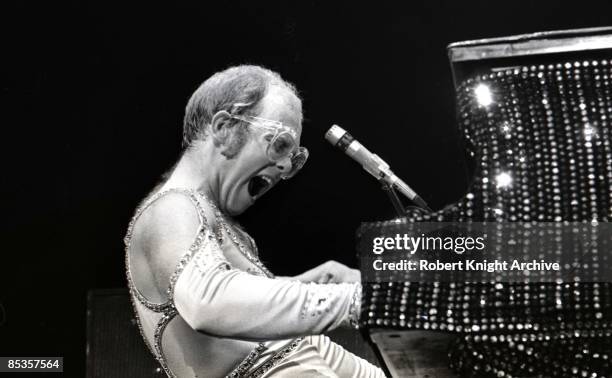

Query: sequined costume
<box><xmin>361</xmin><ymin>31</ymin><xmax>612</xmax><ymax>377</ymax></box>
<box><xmin>125</xmin><ymin>188</ymin><xmax>385</xmax><ymax>377</ymax></box>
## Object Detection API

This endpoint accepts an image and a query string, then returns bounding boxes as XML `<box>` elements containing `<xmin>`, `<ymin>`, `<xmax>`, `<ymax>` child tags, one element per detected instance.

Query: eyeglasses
<box><xmin>230</xmin><ymin>114</ymin><xmax>309</xmax><ymax>179</ymax></box>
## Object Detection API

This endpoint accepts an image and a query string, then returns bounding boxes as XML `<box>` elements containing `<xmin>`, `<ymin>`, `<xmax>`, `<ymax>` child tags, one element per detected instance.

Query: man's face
<box><xmin>220</xmin><ymin>86</ymin><xmax>303</xmax><ymax>215</ymax></box>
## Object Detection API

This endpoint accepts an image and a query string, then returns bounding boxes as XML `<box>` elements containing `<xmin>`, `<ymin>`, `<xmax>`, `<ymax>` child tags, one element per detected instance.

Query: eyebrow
<box><xmin>232</xmin><ymin>115</ymin><xmax>298</xmax><ymax>137</ymax></box>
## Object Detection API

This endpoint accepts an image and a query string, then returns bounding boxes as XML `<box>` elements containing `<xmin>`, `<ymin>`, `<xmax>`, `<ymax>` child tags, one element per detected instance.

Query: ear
<box><xmin>210</xmin><ymin>111</ymin><xmax>233</xmax><ymax>146</ymax></box>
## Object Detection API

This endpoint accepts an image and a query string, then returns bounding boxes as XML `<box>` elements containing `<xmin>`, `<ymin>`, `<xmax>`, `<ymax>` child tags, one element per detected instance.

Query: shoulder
<box><xmin>139</xmin><ymin>190</ymin><xmax>203</xmax><ymax>244</ymax></box>
<box><xmin>130</xmin><ymin>190</ymin><xmax>208</xmax><ymax>289</ymax></box>
<box><xmin>148</xmin><ymin>190</ymin><xmax>202</xmax><ymax>234</ymax></box>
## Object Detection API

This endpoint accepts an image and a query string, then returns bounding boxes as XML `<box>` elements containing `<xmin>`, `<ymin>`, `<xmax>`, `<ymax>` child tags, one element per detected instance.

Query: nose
<box><xmin>275</xmin><ymin>155</ymin><xmax>293</xmax><ymax>176</ymax></box>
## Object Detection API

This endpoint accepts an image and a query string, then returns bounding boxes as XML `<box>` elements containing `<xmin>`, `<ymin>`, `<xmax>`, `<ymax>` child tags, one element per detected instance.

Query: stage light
<box><xmin>495</xmin><ymin>172</ymin><xmax>512</xmax><ymax>188</ymax></box>
<box><xmin>474</xmin><ymin>84</ymin><xmax>493</xmax><ymax>107</ymax></box>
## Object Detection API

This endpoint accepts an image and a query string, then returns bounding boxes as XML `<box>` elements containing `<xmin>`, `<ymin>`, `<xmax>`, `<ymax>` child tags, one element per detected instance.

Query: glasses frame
<box><xmin>230</xmin><ymin>114</ymin><xmax>309</xmax><ymax>179</ymax></box>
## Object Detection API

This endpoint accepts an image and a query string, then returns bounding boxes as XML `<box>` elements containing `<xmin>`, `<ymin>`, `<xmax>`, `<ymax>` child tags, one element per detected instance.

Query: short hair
<box><xmin>182</xmin><ymin>65</ymin><xmax>302</xmax><ymax>151</ymax></box>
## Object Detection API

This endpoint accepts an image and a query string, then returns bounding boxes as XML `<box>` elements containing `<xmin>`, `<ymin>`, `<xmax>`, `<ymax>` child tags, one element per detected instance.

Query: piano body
<box><xmin>358</xmin><ymin>28</ymin><xmax>612</xmax><ymax>377</ymax></box>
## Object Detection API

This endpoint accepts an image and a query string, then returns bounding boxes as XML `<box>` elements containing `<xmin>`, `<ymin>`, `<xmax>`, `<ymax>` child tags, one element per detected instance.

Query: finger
<box><xmin>319</xmin><ymin>272</ymin><xmax>334</xmax><ymax>284</ymax></box>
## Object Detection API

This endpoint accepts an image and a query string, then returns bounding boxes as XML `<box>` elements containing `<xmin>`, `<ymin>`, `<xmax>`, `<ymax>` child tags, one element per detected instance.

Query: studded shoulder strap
<box><xmin>125</xmin><ymin>187</ymin><xmax>212</xmax><ymax>309</ymax></box>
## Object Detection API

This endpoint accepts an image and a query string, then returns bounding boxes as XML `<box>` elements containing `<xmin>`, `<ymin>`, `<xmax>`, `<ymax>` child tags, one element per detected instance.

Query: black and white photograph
<box><xmin>2</xmin><ymin>1</ymin><xmax>612</xmax><ymax>377</ymax></box>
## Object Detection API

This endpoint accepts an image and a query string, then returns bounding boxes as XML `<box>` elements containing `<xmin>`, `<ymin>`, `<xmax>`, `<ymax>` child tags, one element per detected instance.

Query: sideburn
<box><xmin>221</xmin><ymin>125</ymin><xmax>248</xmax><ymax>159</ymax></box>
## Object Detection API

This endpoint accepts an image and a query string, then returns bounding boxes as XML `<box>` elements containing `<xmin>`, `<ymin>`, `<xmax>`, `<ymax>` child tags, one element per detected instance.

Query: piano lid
<box><xmin>448</xmin><ymin>26</ymin><xmax>612</xmax><ymax>62</ymax></box>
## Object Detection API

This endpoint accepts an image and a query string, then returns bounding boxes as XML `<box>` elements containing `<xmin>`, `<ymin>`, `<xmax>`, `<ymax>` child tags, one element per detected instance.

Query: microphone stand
<box><xmin>380</xmin><ymin>180</ymin><xmax>406</xmax><ymax>217</ymax></box>
<box><xmin>380</xmin><ymin>180</ymin><xmax>433</xmax><ymax>216</ymax></box>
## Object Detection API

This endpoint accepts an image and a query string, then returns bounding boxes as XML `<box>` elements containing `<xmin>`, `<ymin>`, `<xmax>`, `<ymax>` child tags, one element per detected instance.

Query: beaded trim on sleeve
<box><xmin>348</xmin><ymin>283</ymin><xmax>362</xmax><ymax>329</ymax></box>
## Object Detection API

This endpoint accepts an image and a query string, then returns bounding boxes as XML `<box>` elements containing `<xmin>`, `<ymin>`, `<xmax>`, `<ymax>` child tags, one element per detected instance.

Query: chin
<box><xmin>225</xmin><ymin>195</ymin><xmax>254</xmax><ymax>216</ymax></box>
<box><xmin>226</xmin><ymin>206</ymin><xmax>247</xmax><ymax>216</ymax></box>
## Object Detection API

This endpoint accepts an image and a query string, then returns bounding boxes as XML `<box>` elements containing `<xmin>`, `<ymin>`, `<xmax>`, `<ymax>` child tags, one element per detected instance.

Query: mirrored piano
<box><xmin>359</xmin><ymin>27</ymin><xmax>612</xmax><ymax>378</ymax></box>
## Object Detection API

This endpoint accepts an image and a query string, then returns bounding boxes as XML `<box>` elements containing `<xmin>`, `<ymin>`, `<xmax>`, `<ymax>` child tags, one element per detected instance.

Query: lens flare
<box><xmin>474</xmin><ymin>84</ymin><xmax>493</xmax><ymax>107</ymax></box>
<box><xmin>495</xmin><ymin>172</ymin><xmax>512</xmax><ymax>188</ymax></box>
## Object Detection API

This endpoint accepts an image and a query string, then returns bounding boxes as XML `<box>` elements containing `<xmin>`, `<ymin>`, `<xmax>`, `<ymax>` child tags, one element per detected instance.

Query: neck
<box><xmin>162</xmin><ymin>140</ymin><xmax>224</xmax><ymax>205</ymax></box>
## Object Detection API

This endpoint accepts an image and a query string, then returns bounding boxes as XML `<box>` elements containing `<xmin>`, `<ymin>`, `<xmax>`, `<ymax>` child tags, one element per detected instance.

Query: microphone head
<box><xmin>325</xmin><ymin>125</ymin><xmax>347</xmax><ymax>146</ymax></box>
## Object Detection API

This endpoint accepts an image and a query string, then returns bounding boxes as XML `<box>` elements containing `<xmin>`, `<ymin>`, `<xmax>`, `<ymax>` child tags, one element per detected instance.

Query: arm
<box><xmin>141</xmin><ymin>192</ymin><xmax>360</xmax><ymax>341</ymax></box>
<box><xmin>174</xmin><ymin>254</ymin><xmax>361</xmax><ymax>340</ymax></box>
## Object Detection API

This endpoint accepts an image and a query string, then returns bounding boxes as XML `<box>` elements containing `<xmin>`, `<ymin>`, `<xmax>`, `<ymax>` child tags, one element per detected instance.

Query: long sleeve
<box><xmin>173</xmin><ymin>233</ymin><xmax>361</xmax><ymax>341</ymax></box>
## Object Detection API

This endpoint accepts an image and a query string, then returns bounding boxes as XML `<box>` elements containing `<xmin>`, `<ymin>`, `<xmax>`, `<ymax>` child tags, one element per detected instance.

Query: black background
<box><xmin>2</xmin><ymin>1</ymin><xmax>611</xmax><ymax>376</ymax></box>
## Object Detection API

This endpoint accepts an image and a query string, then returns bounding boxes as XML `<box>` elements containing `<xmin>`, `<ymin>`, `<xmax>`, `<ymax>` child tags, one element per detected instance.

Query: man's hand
<box><xmin>292</xmin><ymin>260</ymin><xmax>361</xmax><ymax>284</ymax></box>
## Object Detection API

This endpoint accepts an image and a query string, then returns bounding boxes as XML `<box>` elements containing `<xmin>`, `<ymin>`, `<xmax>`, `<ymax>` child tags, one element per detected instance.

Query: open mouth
<box><xmin>247</xmin><ymin>175</ymin><xmax>273</xmax><ymax>198</ymax></box>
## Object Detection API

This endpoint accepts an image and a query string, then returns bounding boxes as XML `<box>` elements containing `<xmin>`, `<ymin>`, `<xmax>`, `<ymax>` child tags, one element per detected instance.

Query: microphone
<box><xmin>325</xmin><ymin>125</ymin><xmax>432</xmax><ymax>212</ymax></box>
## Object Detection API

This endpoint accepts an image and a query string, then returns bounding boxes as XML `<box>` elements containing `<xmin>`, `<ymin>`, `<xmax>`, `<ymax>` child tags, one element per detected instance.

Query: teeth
<box><xmin>260</xmin><ymin>175</ymin><xmax>273</xmax><ymax>186</ymax></box>
<box><xmin>248</xmin><ymin>175</ymin><xmax>274</xmax><ymax>199</ymax></box>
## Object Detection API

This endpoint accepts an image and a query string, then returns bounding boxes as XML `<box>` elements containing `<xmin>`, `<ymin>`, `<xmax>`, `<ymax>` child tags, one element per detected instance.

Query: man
<box><xmin>125</xmin><ymin>65</ymin><xmax>385</xmax><ymax>377</ymax></box>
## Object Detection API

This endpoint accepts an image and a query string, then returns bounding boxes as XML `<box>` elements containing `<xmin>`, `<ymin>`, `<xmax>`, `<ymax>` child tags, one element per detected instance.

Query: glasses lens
<box><xmin>268</xmin><ymin>132</ymin><xmax>296</xmax><ymax>161</ymax></box>
<box><xmin>282</xmin><ymin>147</ymin><xmax>309</xmax><ymax>179</ymax></box>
